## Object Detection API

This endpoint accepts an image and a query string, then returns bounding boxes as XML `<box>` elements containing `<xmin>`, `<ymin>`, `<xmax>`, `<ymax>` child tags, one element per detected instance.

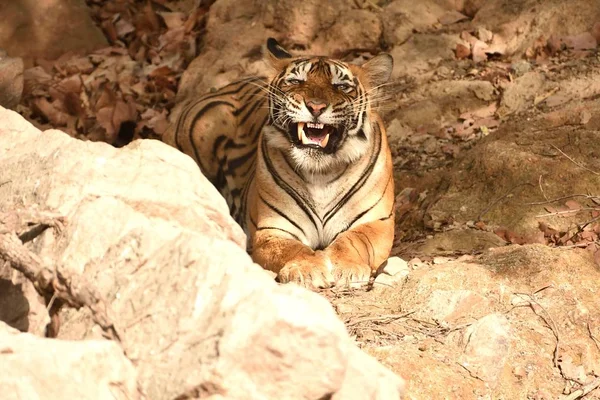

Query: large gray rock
<box><xmin>0</xmin><ymin>106</ymin><xmax>405</xmax><ymax>399</ymax></box>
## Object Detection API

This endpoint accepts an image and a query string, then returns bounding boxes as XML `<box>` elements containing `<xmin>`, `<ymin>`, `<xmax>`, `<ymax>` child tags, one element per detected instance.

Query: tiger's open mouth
<box><xmin>294</xmin><ymin>122</ymin><xmax>338</xmax><ymax>149</ymax></box>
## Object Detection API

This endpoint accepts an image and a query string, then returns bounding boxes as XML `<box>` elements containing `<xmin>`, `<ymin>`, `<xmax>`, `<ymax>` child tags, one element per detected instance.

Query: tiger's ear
<box><xmin>361</xmin><ymin>53</ymin><xmax>393</xmax><ymax>87</ymax></box>
<box><xmin>266</xmin><ymin>38</ymin><xmax>292</xmax><ymax>59</ymax></box>
<box><xmin>265</xmin><ymin>38</ymin><xmax>293</xmax><ymax>70</ymax></box>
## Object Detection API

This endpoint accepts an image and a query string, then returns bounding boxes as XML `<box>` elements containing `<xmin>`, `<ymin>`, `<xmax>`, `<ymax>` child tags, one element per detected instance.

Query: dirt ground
<box><xmin>7</xmin><ymin>0</ymin><xmax>600</xmax><ymax>398</ymax></box>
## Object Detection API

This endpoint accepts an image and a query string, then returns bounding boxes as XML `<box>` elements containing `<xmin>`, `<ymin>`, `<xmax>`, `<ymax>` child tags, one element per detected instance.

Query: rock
<box><xmin>510</xmin><ymin>59</ymin><xmax>531</xmax><ymax>77</ymax></box>
<box><xmin>497</xmin><ymin>71</ymin><xmax>545</xmax><ymax>117</ymax></box>
<box><xmin>0</xmin><ymin>106</ymin><xmax>405</xmax><ymax>399</ymax></box>
<box><xmin>422</xmin><ymin>289</ymin><xmax>490</xmax><ymax>324</ymax></box>
<box><xmin>0</xmin><ymin>52</ymin><xmax>23</xmax><ymax>109</ymax></box>
<box><xmin>382</xmin><ymin>257</ymin><xmax>410</xmax><ymax>276</ymax></box>
<box><xmin>477</xmin><ymin>27</ymin><xmax>493</xmax><ymax>43</ymax></box>
<box><xmin>0</xmin><ymin>321</ymin><xmax>141</xmax><ymax>399</ymax></box>
<box><xmin>176</xmin><ymin>0</ymin><xmax>353</xmax><ymax>101</ymax></box>
<box><xmin>417</xmin><ymin>229</ymin><xmax>507</xmax><ymax>256</ymax></box>
<box><xmin>463</xmin><ymin>0</ymin><xmax>485</xmax><ymax>17</ymax></box>
<box><xmin>313</xmin><ymin>9</ymin><xmax>382</xmax><ymax>55</ymax></box>
<box><xmin>460</xmin><ymin>314</ymin><xmax>511</xmax><ymax>385</ymax></box>
<box><xmin>0</xmin><ymin>0</ymin><xmax>107</xmax><ymax>62</ymax></box>
<box><xmin>473</xmin><ymin>0</ymin><xmax>600</xmax><ymax>57</ymax></box>
<box><xmin>382</xmin><ymin>0</ymin><xmax>451</xmax><ymax>47</ymax></box>
<box><xmin>438</xmin><ymin>11</ymin><xmax>469</xmax><ymax>26</ymax></box>
<box><xmin>376</xmin><ymin>257</ymin><xmax>410</xmax><ymax>287</ymax></box>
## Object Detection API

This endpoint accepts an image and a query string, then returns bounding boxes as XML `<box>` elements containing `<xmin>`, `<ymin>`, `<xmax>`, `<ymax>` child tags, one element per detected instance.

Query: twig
<box><xmin>456</xmin><ymin>362</ymin><xmax>485</xmax><ymax>382</ymax></box>
<box><xmin>0</xmin><ymin>180</ymin><xmax>10</xmax><ymax>188</ymax></box>
<box><xmin>538</xmin><ymin>175</ymin><xmax>549</xmax><ymax>201</ymax></box>
<box><xmin>478</xmin><ymin>182</ymin><xmax>534</xmax><ymax>221</ymax></box>
<box><xmin>552</xmin><ymin>144</ymin><xmax>600</xmax><ymax>176</ymax></box>
<box><xmin>563</xmin><ymin>215</ymin><xmax>600</xmax><ymax>244</ymax></box>
<box><xmin>511</xmin><ymin>293</ymin><xmax>561</xmax><ymax>367</ymax></box>
<box><xmin>587</xmin><ymin>318</ymin><xmax>600</xmax><ymax>352</ymax></box>
<box><xmin>534</xmin><ymin>87</ymin><xmax>559</xmax><ymax>106</ymax></box>
<box><xmin>556</xmin><ymin>241</ymin><xmax>600</xmax><ymax>249</ymax></box>
<box><xmin>563</xmin><ymin>378</ymin><xmax>600</xmax><ymax>400</ymax></box>
<box><xmin>525</xmin><ymin>194</ymin><xmax>600</xmax><ymax>206</ymax></box>
<box><xmin>345</xmin><ymin>312</ymin><xmax>414</xmax><ymax>327</ymax></box>
<box><xmin>535</xmin><ymin>207</ymin><xmax>600</xmax><ymax>218</ymax></box>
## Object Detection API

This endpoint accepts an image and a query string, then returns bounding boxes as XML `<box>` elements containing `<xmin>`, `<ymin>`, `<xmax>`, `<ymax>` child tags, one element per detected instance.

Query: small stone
<box><xmin>460</xmin><ymin>314</ymin><xmax>512</xmax><ymax>386</ymax></box>
<box><xmin>513</xmin><ymin>366</ymin><xmax>526</xmax><ymax>378</ymax></box>
<box><xmin>433</xmin><ymin>256</ymin><xmax>451</xmax><ymax>264</ymax></box>
<box><xmin>580</xmin><ymin>110</ymin><xmax>592</xmax><ymax>125</ymax></box>
<box><xmin>335</xmin><ymin>303</ymin><xmax>355</xmax><ymax>314</ymax></box>
<box><xmin>510</xmin><ymin>60</ymin><xmax>531</xmax><ymax>77</ymax></box>
<box><xmin>382</xmin><ymin>256</ymin><xmax>409</xmax><ymax>276</ymax></box>
<box><xmin>477</xmin><ymin>27</ymin><xmax>493</xmax><ymax>43</ymax></box>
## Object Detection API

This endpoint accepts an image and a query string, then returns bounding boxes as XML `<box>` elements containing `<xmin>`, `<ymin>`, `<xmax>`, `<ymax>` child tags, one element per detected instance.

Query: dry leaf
<box><xmin>455</xmin><ymin>43</ymin><xmax>471</xmax><ymax>59</ymax></box>
<box><xmin>472</xmin><ymin>40</ymin><xmax>489</xmax><ymax>63</ymax></box>
<box><xmin>565</xmin><ymin>200</ymin><xmax>581</xmax><ymax>210</ymax></box>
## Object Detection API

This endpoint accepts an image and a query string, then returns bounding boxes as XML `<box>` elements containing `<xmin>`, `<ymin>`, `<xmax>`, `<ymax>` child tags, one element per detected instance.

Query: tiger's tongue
<box><xmin>297</xmin><ymin>122</ymin><xmax>331</xmax><ymax>148</ymax></box>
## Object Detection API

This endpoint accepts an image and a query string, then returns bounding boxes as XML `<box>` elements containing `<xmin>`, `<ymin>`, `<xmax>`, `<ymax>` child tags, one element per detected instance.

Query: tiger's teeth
<box><xmin>320</xmin><ymin>133</ymin><xmax>330</xmax><ymax>148</ymax></box>
<box><xmin>297</xmin><ymin>122</ymin><xmax>305</xmax><ymax>142</ymax></box>
<box><xmin>306</xmin><ymin>122</ymin><xmax>324</xmax><ymax>129</ymax></box>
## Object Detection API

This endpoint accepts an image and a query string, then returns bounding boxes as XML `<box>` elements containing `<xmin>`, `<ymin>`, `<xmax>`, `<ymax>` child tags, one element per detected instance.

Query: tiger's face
<box><xmin>264</xmin><ymin>39</ymin><xmax>393</xmax><ymax>173</ymax></box>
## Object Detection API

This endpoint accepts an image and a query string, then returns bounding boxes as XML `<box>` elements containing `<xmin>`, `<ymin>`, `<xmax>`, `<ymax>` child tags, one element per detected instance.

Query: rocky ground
<box><xmin>1</xmin><ymin>0</ymin><xmax>600</xmax><ymax>399</ymax></box>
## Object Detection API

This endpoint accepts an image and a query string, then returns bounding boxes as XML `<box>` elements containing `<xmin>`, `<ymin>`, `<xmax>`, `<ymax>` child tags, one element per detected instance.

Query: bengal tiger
<box><xmin>163</xmin><ymin>38</ymin><xmax>395</xmax><ymax>289</ymax></box>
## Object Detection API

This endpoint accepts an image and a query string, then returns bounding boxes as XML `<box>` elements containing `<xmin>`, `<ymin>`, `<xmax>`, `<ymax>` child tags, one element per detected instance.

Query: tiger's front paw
<box><xmin>277</xmin><ymin>251</ymin><xmax>334</xmax><ymax>289</ymax></box>
<box><xmin>330</xmin><ymin>260</ymin><xmax>373</xmax><ymax>289</ymax></box>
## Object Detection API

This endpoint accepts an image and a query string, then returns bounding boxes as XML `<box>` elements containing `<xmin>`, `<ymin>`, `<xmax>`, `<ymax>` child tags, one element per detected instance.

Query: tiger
<box><xmin>162</xmin><ymin>38</ymin><xmax>395</xmax><ymax>289</ymax></box>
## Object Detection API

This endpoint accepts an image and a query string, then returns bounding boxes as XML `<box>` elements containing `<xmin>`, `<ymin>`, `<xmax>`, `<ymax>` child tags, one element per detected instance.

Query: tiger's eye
<box><xmin>334</xmin><ymin>83</ymin><xmax>353</xmax><ymax>92</ymax></box>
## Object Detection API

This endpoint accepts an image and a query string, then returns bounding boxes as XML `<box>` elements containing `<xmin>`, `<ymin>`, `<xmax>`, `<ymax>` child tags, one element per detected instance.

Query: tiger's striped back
<box><xmin>163</xmin><ymin>77</ymin><xmax>268</xmax><ymax>225</ymax></box>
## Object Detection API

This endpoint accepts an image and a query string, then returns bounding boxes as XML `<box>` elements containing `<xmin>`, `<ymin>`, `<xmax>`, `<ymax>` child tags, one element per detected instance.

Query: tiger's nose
<box><xmin>306</xmin><ymin>100</ymin><xmax>327</xmax><ymax>117</ymax></box>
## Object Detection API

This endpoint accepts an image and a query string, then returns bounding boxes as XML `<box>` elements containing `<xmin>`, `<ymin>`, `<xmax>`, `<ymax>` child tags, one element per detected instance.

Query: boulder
<box><xmin>0</xmin><ymin>0</ymin><xmax>107</xmax><ymax>62</ymax></box>
<box><xmin>0</xmin><ymin>106</ymin><xmax>405</xmax><ymax>399</ymax></box>
<box><xmin>0</xmin><ymin>322</ymin><xmax>141</xmax><ymax>400</ymax></box>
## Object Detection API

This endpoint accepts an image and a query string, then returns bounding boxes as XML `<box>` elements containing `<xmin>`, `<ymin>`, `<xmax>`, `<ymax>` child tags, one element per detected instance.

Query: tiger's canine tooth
<box><xmin>321</xmin><ymin>133</ymin><xmax>330</xmax><ymax>148</ymax></box>
<box><xmin>297</xmin><ymin>122</ymin><xmax>305</xmax><ymax>142</ymax></box>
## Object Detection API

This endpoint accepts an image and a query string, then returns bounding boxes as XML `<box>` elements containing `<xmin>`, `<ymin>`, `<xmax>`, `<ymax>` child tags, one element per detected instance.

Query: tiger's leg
<box><xmin>251</xmin><ymin>231</ymin><xmax>335</xmax><ymax>289</ymax></box>
<box><xmin>324</xmin><ymin>217</ymin><xmax>395</xmax><ymax>288</ymax></box>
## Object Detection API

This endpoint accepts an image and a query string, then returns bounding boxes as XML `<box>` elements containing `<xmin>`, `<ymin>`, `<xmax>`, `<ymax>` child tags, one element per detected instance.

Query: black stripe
<box><xmin>189</xmin><ymin>100</ymin><xmax>236</xmax><ymax>165</ymax></box>
<box><xmin>261</xmin><ymin>140</ymin><xmax>321</xmax><ymax>230</ymax></box>
<box><xmin>259</xmin><ymin>193</ymin><xmax>307</xmax><ymax>237</ymax></box>
<box><xmin>256</xmin><ymin>226</ymin><xmax>301</xmax><ymax>241</ymax></box>
<box><xmin>238</xmin><ymin>99</ymin><xmax>266</xmax><ymax>125</ymax></box>
<box><xmin>323</xmin><ymin>124</ymin><xmax>382</xmax><ymax>225</ymax></box>
<box><xmin>226</xmin><ymin>150</ymin><xmax>255</xmax><ymax>175</ymax></box>
<box><xmin>281</xmin><ymin>151</ymin><xmax>304</xmax><ymax>181</ymax></box>
<box><xmin>241</xmin><ymin>112</ymin><xmax>268</xmax><ymax>139</ymax></box>
<box><xmin>326</xmin><ymin>165</ymin><xmax>348</xmax><ymax>185</ymax></box>
<box><xmin>355</xmin><ymin>231</ymin><xmax>375</xmax><ymax>265</ymax></box>
<box><xmin>238</xmin><ymin>168</ymin><xmax>255</xmax><ymax>227</ymax></box>
<box><xmin>346</xmin><ymin>173</ymin><xmax>393</xmax><ymax>229</ymax></box>
<box><xmin>233</xmin><ymin>87</ymin><xmax>266</xmax><ymax>116</ymax></box>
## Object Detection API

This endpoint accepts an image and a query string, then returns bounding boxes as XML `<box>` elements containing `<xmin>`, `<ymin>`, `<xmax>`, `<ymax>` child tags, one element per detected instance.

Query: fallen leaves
<box><xmin>19</xmin><ymin>0</ymin><xmax>208</xmax><ymax>146</ymax></box>
<box><xmin>456</xmin><ymin>28</ymin><xmax>506</xmax><ymax>64</ymax></box>
<box><xmin>526</xmin><ymin>26</ymin><xmax>600</xmax><ymax>62</ymax></box>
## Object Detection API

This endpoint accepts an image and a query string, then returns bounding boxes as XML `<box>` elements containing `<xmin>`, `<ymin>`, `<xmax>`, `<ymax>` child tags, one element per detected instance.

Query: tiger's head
<box><xmin>263</xmin><ymin>38</ymin><xmax>393</xmax><ymax>173</ymax></box>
